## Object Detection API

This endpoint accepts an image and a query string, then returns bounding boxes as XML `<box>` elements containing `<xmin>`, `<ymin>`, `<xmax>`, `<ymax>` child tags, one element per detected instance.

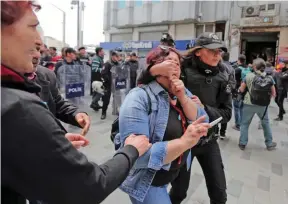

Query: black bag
<box><xmin>110</xmin><ymin>87</ymin><xmax>152</xmax><ymax>144</ymax></box>
<box><xmin>249</xmin><ymin>74</ymin><xmax>273</xmax><ymax>107</ymax></box>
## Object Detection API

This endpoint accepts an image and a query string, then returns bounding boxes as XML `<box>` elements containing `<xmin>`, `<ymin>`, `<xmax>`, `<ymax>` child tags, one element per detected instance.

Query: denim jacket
<box><xmin>116</xmin><ymin>81</ymin><xmax>209</xmax><ymax>202</ymax></box>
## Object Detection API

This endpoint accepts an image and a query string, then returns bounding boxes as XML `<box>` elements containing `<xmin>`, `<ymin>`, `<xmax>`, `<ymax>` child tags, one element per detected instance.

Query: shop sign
<box><xmin>240</xmin><ymin>16</ymin><xmax>279</xmax><ymax>27</ymax></box>
<box><xmin>122</xmin><ymin>41</ymin><xmax>153</xmax><ymax>50</ymax></box>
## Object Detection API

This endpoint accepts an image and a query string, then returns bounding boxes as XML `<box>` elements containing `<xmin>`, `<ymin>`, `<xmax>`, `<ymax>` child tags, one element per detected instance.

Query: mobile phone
<box><xmin>209</xmin><ymin>117</ymin><xmax>223</xmax><ymax>127</ymax></box>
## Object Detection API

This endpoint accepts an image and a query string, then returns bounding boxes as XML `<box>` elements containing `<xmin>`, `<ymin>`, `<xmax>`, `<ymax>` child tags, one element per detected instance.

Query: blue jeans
<box><xmin>239</xmin><ymin>104</ymin><xmax>273</xmax><ymax>147</ymax></box>
<box><xmin>233</xmin><ymin>99</ymin><xmax>243</xmax><ymax>127</ymax></box>
<box><xmin>130</xmin><ymin>185</ymin><xmax>171</xmax><ymax>204</ymax></box>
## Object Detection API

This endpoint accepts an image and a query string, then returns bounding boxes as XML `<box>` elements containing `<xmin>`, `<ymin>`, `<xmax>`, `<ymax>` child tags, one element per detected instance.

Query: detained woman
<box><xmin>117</xmin><ymin>46</ymin><xmax>210</xmax><ymax>204</ymax></box>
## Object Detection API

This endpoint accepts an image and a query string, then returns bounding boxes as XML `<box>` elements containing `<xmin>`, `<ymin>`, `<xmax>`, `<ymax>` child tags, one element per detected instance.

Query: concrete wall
<box><xmin>279</xmin><ymin>27</ymin><xmax>288</xmax><ymax>60</ymax></box>
<box><xmin>103</xmin><ymin>1</ymin><xmax>288</xmax><ymax>31</ymax></box>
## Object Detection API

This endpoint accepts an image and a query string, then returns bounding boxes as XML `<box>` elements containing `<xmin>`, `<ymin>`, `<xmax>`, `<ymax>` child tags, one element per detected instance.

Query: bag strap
<box><xmin>261</xmin><ymin>106</ymin><xmax>269</xmax><ymax>120</ymax></box>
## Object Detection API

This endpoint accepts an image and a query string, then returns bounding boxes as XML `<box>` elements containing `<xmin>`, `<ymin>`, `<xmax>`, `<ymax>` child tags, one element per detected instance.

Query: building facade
<box><xmin>101</xmin><ymin>0</ymin><xmax>288</xmax><ymax>63</ymax></box>
<box><xmin>43</xmin><ymin>36</ymin><xmax>69</xmax><ymax>54</ymax></box>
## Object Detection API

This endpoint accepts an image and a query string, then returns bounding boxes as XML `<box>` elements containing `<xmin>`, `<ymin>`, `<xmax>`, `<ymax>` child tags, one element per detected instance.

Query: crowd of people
<box><xmin>2</xmin><ymin>1</ymin><xmax>288</xmax><ymax>204</ymax></box>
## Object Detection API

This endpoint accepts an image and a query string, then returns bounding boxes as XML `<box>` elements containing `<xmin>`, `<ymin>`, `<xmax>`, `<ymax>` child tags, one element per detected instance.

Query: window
<box><xmin>118</xmin><ymin>0</ymin><xmax>126</xmax><ymax>9</ymax></box>
<box><xmin>196</xmin><ymin>25</ymin><xmax>204</xmax><ymax>37</ymax></box>
<box><xmin>135</xmin><ymin>0</ymin><xmax>142</xmax><ymax>7</ymax></box>
<box><xmin>268</xmin><ymin>4</ymin><xmax>275</xmax><ymax>10</ymax></box>
<box><xmin>196</xmin><ymin>24</ymin><xmax>215</xmax><ymax>37</ymax></box>
<box><xmin>205</xmin><ymin>24</ymin><xmax>214</xmax><ymax>32</ymax></box>
<box><xmin>260</xmin><ymin>5</ymin><xmax>266</xmax><ymax>11</ymax></box>
<box><xmin>152</xmin><ymin>0</ymin><xmax>161</xmax><ymax>3</ymax></box>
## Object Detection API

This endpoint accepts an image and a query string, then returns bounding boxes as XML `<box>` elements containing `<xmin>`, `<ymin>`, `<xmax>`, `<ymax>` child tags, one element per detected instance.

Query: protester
<box><xmin>232</xmin><ymin>54</ymin><xmax>249</xmax><ymax>131</ymax></box>
<box><xmin>145</xmin><ymin>32</ymin><xmax>232</xmax><ymax>204</ymax></box>
<box><xmin>31</xmin><ymin>43</ymin><xmax>91</xmax><ymax>135</ymax></box>
<box><xmin>215</xmin><ymin>52</ymin><xmax>235</xmax><ymax>139</ymax></box>
<box><xmin>1</xmin><ymin>2</ymin><xmax>151</xmax><ymax>204</ymax></box>
<box><xmin>90</xmin><ymin>47</ymin><xmax>105</xmax><ymax>111</ymax></box>
<box><xmin>78</xmin><ymin>46</ymin><xmax>91</xmax><ymax>65</ymax></box>
<box><xmin>265</xmin><ymin>61</ymin><xmax>275</xmax><ymax>76</ymax></box>
<box><xmin>274</xmin><ymin>60</ymin><xmax>288</xmax><ymax>121</ymax></box>
<box><xmin>238</xmin><ymin>58</ymin><xmax>277</xmax><ymax>150</ymax></box>
<box><xmin>40</xmin><ymin>44</ymin><xmax>53</xmax><ymax>69</ymax></box>
<box><xmin>117</xmin><ymin>46</ymin><xmax>210</xmax><ymax>204</ymax></box>
<box><xmin>49</xmin><ymin>46</ymin><xmax>61</xmax><ymax>70</ymax></box>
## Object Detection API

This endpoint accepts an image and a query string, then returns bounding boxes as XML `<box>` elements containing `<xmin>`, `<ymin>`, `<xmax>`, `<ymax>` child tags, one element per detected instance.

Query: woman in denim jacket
<box><xmin>118</xmin><ymin>46</ymin><xmax>210</xmax><ymax>204</ymax></box>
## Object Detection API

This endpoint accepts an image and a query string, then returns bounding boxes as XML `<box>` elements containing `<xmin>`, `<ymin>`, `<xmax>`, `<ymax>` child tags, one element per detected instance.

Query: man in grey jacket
<box><xmin>29</xmin><ymin>43</ymin><xmax>91</xmax><ymax>135</ymax></box>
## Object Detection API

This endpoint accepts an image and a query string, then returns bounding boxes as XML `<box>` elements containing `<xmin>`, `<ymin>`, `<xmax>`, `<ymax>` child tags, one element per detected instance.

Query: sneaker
<box><xmin>232</xmin><ymin>125</ymin><xmax>240</xmax><ymax>131</ymax></box>
<box><xmin>267</xmin><ymin>142</ymin><xmax>277</xmax><ymax>151</ymax></box>
<box><xmin>274</xmin><ymin>117</ymin><xmax>283</xmax><ymax>121</ymax></box>
<box><xmin>219</xmin><ymin>133</ymin><xmax>226</xmax><ymax>140</ymax></box>
<box><xmin>238</xmin><ymin>144</ymin><xmax>246</xmax><ymax>150</ymax></box>
<box><xmin>101</xmin><ymin>113</ymin><xmax>106</xmax><ymax>120</ymax></box>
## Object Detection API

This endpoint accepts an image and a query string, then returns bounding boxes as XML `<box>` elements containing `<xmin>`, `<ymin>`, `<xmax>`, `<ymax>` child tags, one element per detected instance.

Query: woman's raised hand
<box><xmin>181</xmin><ymin>116</ymin><xmax>210</xmax><ymax>148</ymax></box>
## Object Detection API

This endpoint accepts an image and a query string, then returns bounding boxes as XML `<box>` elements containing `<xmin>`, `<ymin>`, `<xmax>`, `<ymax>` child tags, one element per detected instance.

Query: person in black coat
<box><xmin>139</xmin><ymin>33</ymin><xmax>231</xmax><ymax>204</ymax></box>
<box><xmin>1</xmin><ymin>2</ymin><xmax>151</xmax><ymax>204</ymax></box>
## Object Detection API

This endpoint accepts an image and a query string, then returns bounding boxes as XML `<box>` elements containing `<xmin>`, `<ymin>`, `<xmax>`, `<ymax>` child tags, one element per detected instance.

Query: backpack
<box><xmin>248</xmin><ymin>74</ymin><xmax>273</xmax><ymax>107</ymax></box>
<box><xmin>240</xmin><ymin>66</ymin><xmax>251</xmax><ymax>81</ymax></box>
<box><xmin>110</xmin><ymin>87</ymin><xmax>152</xmax><ymax>146</ymax></box>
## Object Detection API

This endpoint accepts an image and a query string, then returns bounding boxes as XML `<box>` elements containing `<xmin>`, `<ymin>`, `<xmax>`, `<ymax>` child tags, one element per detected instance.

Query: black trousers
<box><xmin>215</xmin><ymin>123</ymin><xmax>227</xmax><ymax>135</ymax></box>
<box><xmin>275</xmin><ymin>89</ymin><xmax>287</xmax><ymax>119</ymax></box>
<box><xmin>169</xmin><ymin>140</ymin><xmax>227</xmax><ymax>204</ymax></box>
<box><xmin>102</xmin><ymin>90</ymin><xmax>111</xmax><ymax>114</ymax></box>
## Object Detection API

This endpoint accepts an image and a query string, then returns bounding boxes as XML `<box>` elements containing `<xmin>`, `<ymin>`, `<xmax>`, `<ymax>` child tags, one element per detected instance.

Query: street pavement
<box><xmin>70</xmin><ymin>98</ymin><xmax>288</xmax><ymax>204</ymax></box>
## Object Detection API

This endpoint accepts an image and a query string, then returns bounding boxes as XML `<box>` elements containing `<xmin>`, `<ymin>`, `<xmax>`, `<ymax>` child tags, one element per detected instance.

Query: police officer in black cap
<box><xmin>143</xmin><ymin>32</ymin><xmax>232</xmax><ymax>204</ymax></box>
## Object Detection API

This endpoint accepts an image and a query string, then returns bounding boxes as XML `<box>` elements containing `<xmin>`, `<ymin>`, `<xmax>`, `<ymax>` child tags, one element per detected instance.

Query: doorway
<box><xmin>241</xmin><ymin>32</ymin><xmax>279</xmax><ymax>65</ymax></box>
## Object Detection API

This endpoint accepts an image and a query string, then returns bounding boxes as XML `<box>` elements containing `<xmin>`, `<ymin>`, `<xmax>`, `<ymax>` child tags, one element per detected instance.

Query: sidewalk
<box><xmin>79</xmin><ymin>99</ymin><xmax>288</xmax><ymax>204</ymax></box>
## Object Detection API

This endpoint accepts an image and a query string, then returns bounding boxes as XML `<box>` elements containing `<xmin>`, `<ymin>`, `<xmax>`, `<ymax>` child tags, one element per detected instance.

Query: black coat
<box><xmin>182</xmin><ymin>60</ymin><xmax>232</xmax><ymax>124</ymax></box>
<box><xmin>35</xmin><ymin>65</ymin><xmax>81</xmax><ymax>127</ymax></box>
<box><xmin>1</xmin><ymin>65</ymin><xmax>139</xmax><ymax>204</ymax></box>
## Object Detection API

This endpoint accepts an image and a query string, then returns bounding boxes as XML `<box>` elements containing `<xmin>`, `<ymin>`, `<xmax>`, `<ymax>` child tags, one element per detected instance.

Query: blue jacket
<box><xmin>116</xmin><ymin>81</ymin><xmax>209</xmax><ymax>202</ymax></box>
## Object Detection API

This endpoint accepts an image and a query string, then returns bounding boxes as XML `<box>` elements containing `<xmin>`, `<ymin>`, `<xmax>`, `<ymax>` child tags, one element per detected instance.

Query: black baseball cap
<box><xmin>195</xmin><ymin>32</ymin><xmax>227</xmax><ymax>52</ymax></box>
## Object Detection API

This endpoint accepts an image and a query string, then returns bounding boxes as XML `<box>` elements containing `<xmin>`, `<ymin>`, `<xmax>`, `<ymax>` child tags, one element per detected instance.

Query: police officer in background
<box><xmin>145</xmin><ymin>33</ymin><xmax>232</xmax><ymax>204</ymax></box>
<box><xmin>100</xmin><ymin>51</ymin><xmax>121</xmax><ymax>119</ymax></box>
<box><xmin>160</xmin><ymin>32</ymin><xmax>175</xmax><ymax>47</ymax></box>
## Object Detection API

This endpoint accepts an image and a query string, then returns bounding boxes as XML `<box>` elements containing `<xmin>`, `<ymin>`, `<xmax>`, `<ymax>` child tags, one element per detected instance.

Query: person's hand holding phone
<box><xmin>181</xmin><ymin>116</ymin><xmax>211</xmax><ymax>148</ymax></box>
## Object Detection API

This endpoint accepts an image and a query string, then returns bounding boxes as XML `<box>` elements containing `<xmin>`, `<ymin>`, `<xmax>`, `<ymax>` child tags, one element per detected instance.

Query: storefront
<box><xmin>99</xmin><ymin>39</ymin><xmax>194</xmax><ymax>61</ymax></box>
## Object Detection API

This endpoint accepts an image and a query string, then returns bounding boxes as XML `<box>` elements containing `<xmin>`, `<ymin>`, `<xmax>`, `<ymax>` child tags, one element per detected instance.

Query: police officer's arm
<box><xmin>204</xmin><ymin>95</ymin><xmax>232</xmax><ymax>123</ymax></box>
<box><xmin>136</xmin><ymin>65</ymin><xmax>156</xmax><ymax>85</ymax></box>
<box><xmin>43</xmin><ymin>67</ymin><xmax>84</xmax><ymax>127</ymax></box>
<box><xmin>3</xmin><ymin>99</ymin><xmax>139</xmax><ymax>204</ymax></box>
